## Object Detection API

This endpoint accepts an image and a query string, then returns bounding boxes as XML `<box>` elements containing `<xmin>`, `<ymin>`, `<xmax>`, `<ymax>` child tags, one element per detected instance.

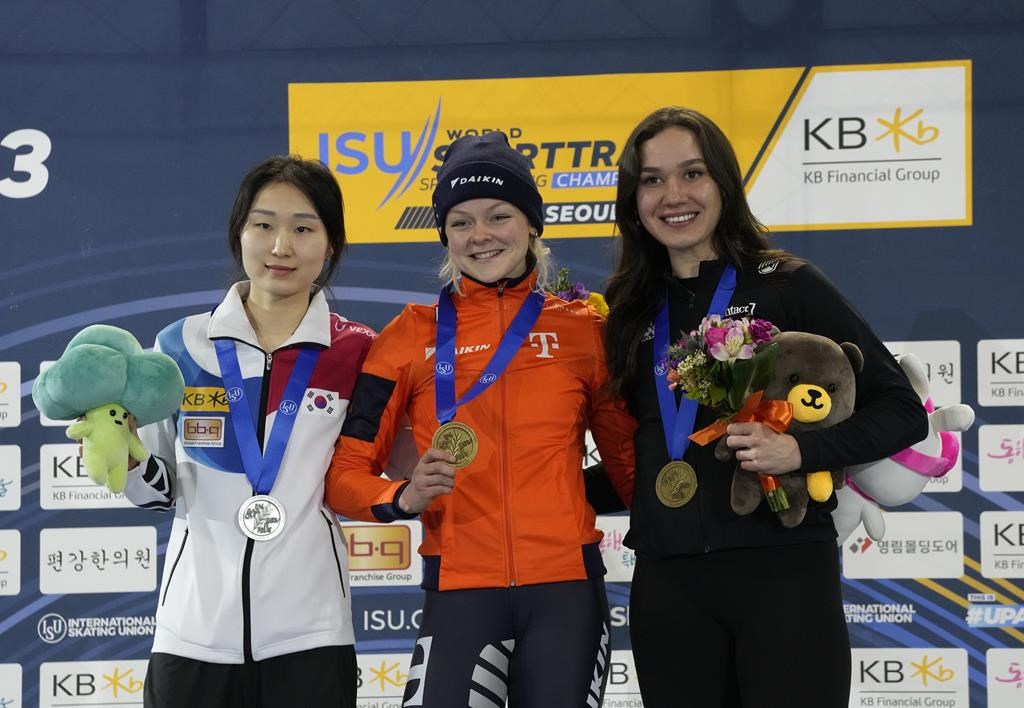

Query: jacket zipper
<box><xmin>496</xmin><ymin>282</ymin><xmax>517</xmax><ymax>587</ymax></box>
<box><xmin>322</xmin><ymin>511</ymin><xmax>348</xmax><ymax>598</ymax></box>
<box><xmin>242</xmin><ymin>349</ymin><xmax>273</xmax><ymax>662</ymax></box>
<box><xmin>160</xmin><ymin>527</ymin><xmax>189</xmax><ymax>606</ymax></box>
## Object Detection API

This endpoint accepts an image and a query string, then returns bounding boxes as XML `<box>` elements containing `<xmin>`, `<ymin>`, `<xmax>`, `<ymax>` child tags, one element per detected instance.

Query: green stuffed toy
<box><xmin>32</xmin><ymin>324</ymin><xmax>184</xmax><ymax>493</ymax></box>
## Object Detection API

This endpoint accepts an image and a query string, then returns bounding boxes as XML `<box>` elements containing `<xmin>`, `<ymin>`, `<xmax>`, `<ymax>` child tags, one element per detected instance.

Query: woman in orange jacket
<box><xmin>325</xmin><ymin>131</ymin><xmax>635</xmax><ymax>707</ymax></box>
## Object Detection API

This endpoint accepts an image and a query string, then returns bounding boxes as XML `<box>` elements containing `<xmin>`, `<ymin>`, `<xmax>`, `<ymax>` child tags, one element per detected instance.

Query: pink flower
<box><xmin>748</xmin><ymin>318</ymin><xmax>774</xmax><ymax>344</ymax></box>
<box><xmin>698</xmin><ymin>315</ymin><xmax>722</xmax><ymax>337</ymax></box>
<box><xmin>704</xmin><ymin>325</ymin><xmax>729</xmax><ymax>352</ymax></box>
<box><xmin>709</xmin><ymin>323</ymin><xmax>754</xmax><ymax>362</ymax></box>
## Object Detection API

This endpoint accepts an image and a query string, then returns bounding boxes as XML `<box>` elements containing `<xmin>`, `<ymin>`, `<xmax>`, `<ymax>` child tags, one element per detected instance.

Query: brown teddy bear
<box><xmin>722</xmin><ymin>331</ymin><xmax>863</xmax><ymax>528</ymax></box>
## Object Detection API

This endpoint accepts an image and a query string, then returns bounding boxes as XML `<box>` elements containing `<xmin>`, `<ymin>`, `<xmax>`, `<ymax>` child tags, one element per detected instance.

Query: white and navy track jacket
<box><xmin>124</xmin><ymin>283</ymin><xmax>375</xmax><ymax>663</ymax></box>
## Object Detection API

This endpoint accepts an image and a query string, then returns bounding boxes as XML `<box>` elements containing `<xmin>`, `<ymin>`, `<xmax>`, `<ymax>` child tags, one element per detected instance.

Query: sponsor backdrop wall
<box><xmin>1</xmin><ymin>1</ymin><xmax>1020</xmax><ymax>706</ymax></box>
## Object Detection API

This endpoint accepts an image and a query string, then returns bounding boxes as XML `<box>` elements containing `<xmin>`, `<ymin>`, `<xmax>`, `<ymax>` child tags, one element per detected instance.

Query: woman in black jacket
<box><xmin>602</xmin><ymin>106</ymin><xmax>928</xmax><ymax>708</ymax></box>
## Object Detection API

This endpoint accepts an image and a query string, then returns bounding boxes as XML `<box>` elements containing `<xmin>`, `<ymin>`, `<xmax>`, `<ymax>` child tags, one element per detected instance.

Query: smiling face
<box><xmin>444</xmin><ymin>198</ymin><xmax>533</xmax><ymax>283</ymax></box>
<box><xmin>239</xmin><ymin>181</ymin><xmax>331</xmax><ymax>306</ymax></box>
<box><xmin>88</xmin><ymin>403</ymin><xmax>130</xmax><ymax>427</ymax></box>
<box><xmin>635</xmin><ymin>126</ymin><xmax>723</xmax><ymax>277</ymax></box>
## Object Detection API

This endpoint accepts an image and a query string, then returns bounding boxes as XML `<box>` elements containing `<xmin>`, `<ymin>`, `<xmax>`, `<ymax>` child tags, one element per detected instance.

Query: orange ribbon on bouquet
<box><xmin>688</xmin><ymin>390</ymin><xmax>794</xmax><ymax>446</ymax></box>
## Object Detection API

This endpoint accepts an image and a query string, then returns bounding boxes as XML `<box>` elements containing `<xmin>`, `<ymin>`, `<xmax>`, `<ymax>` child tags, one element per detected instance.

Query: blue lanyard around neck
<box><xmin>434</xmin><ymin>286</ymin><xmax>545</xmax><ymax>424</ymax></box>
<box><xmin>653</xmin><ymin>263</ymin><xmax>737</xmax><ymax>460</ymax></box>
<box><xmin>214</xmin><ymin>340</ymin><xmax>320</xmax><ymax>494</ymax></box>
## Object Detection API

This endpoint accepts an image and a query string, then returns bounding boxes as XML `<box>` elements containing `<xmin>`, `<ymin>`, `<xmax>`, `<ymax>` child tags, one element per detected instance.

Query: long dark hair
<box><xmin>604</xmin><ymin>106</ymin><xmax>788</xmax><ymax>394</ymax></box>
<box><xmin>227</xmin><ymin>155</ymin><xmax>346</xmax><ymax>291</ymax></box>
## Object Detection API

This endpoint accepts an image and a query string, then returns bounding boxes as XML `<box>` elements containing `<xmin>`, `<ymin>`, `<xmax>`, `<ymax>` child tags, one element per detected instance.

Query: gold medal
<box><xmin>431</xmin><ymin>421</ymin><xmax>479</xmax><ymax>469</ymax></box>
<box><xmin>655</xmin><ymin>460</ymin><xmax>697</xmax><ymax>508</ymax></box>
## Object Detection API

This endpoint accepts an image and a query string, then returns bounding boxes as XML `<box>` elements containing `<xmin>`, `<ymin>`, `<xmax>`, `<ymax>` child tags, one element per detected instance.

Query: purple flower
<box><xmin>748</xmin><ymin>318</ymin><xmax>775</xmax><ymax>344</ymax></box>
<box><xmin>556</xmin><ymin>280</ymin><xmax>590</xmax><ymax>302</ymax></box>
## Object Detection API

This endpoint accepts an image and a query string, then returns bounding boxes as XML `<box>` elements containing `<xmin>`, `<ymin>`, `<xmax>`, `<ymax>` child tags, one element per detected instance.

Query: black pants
<box><xmin>143</xmin><ymin>645</ymin><xmax>357</xmax><ymax>708</ymax></box>
<box><xmin>629</xmin><ymin>542</ymin><xmax>850</xmax><ymax>708</ymax></box>
<box><xmin>402</xmin><ymin>579</ymin><xmax>611</xmax><ymax>707</ymax></box>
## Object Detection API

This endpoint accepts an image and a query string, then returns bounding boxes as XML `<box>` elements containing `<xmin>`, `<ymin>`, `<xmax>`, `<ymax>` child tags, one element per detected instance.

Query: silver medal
<box><xmin>237</xmin><ymin>494</ymin><xmax>286</xmax><ymax>541</ymax></box>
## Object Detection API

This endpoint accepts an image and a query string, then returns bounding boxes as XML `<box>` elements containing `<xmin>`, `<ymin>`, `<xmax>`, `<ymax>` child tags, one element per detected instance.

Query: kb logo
<box><xmin>804</xmin><ymin>108</ymin><xmax>940</xmax><ymax>153</ymax></box>
<box><xmin>38</xmin><ymin>612</ymin><xmax>68</xmax><ymax>643</ymax></box>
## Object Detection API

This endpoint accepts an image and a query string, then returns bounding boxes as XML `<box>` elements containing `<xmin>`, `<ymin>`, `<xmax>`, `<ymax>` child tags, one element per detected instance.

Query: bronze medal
<box><xmin>431</xmin><ymin>421</ymin><xmax>479</xmax><ymax>469</ymax></box>
<box><xmin>655</xmin><ymin>460</ymin><xmax>698</xmax><ymax>508</ymax></box>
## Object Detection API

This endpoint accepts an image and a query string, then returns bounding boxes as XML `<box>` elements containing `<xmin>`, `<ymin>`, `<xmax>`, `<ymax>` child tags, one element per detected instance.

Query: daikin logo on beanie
<box><xmin>432</xmin><ymin>131</ymin><xmax>544</xmax><ymax>245</ymax></box>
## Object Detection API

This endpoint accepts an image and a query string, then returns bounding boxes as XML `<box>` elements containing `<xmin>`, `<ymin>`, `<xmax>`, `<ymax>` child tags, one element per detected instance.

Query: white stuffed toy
<box><xmin>833</xmin><ymin>353</ymin><xmax>975</xmax><ymax>545</ymax></box>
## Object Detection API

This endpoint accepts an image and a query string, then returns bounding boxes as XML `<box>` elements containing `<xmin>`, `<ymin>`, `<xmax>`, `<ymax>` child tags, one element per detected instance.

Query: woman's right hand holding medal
<box><xmin>397</xmin><ymin>447</ymin><xmax>457</xmax><ymax>514</ymax></box>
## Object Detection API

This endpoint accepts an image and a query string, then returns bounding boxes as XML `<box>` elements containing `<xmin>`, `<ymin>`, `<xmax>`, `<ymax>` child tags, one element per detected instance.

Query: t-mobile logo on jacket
<box><xmin>529</xmin><ymin>332</ymin><xmax>559</xmax><ymax>359</ymax></box>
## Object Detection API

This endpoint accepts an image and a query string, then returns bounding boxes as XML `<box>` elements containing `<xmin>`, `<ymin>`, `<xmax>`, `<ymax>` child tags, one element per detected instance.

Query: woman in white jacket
<box><xmin>123</xmin><ymin>155</ymin><xmax>372</xmax><ymax>707</ymax></box>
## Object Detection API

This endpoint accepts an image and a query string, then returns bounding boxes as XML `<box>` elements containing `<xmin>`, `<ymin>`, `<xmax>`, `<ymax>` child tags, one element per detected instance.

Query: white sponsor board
<box><xmin>596</xmin><ymin>515</ymin><xmax>635</xmax><ymax>583</ymax></box>
<box><xmin>842</xmin><ymin>512</ymin><xmax>962</xmax><ymax>579</ymax></box>
<box><xmin>885</xmin><ymin>340</ymin><xmax>963</xmax><ymax>407</ymax></box>
<box><xmin>850</xmin><ymin>648</ymin><xmax>969</xmax><ymax>708</ymax></box>
<box><xmin>604</xmin><ymin>650</ymin><xmax>643</xmax><ymax>708</ymax></box>
<box><xmin>0</xmin><ymin>363</ymin><xmax>20</xmax><ymax>428</ymax></box>
<box><xmin>341</xmin><ymin>520</ymin><xmax>422</xmax><ymax>587</ymax></box>
<box><xmin>39</xmin><ymin>444</ymin><xmax>135</xmax><ymax>509</ymax></box>
<box><xmin>0</xmin><ymin>529</ymin><xmax>21</xmax><ymax>596</ymax></box>
<box><xmin>986</xmin><ymin>648</ymin><xmax>1024</xmax><ymax>708</ymax></box>
<box><xmin>0</xmin><ymin>663</ymin><xmax>22</xmax><ymax>708</ymax></box>
<box><xmin>979</xmin><ymin>425</ymin><xmax>1024</xmax><ymax>492</ymax></box>
<box><xmin>39</xmin><ymin>660</ymin><xmax>147</xmax><ymax>707</ymax></box>
<box><xmin>748</xmin><ymin>61</ymin><xmax>970</xmax><ymax>231</ymax></box>
<box><xmin>0</xmin><ymin>445</ymin><xmax>21</xmax><ymax>512</ymax></box>
<box><xmin>357</xmin><ymin>653</ymin><xmax>411</xmax><ymax>706</ymax></box>
<box><xmin>978</xmin><ymin>339</ymin><xmax>1024</xmax><ymax>407</ymax></box>
<box><xmin>979</xmin><ymin>511</ymin><xmax>1024</xmax><ymax>578</ymax></box>
<box><xmin>39</xmin><ymin>527</ymin><xmax>156</xmax><ymax>594</ymax></box>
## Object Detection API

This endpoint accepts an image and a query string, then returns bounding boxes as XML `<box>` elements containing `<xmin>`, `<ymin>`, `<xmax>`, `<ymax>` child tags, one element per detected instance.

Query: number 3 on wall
<box><xmin>0</xmin><ymin>128</ymin><xmax>51</xmax><ymax>199</ymax></box>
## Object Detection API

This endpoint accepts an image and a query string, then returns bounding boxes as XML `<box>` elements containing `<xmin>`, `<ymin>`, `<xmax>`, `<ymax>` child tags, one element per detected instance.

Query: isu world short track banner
<box><xmin>288</xmin><ymin>59</ymin><xmax>970</xmax><ymax>243</ymax></box>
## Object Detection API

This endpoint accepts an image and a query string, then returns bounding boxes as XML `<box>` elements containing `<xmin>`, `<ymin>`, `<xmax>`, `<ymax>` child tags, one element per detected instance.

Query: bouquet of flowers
<box><xmin>549</xmin><ymin>267</ymin><xmax>609</xmax><ymax>316</ymax></box>
<box><xmin>664</xmin><ymin>315</ymin><xmax>792</xmax><ymax>511</ymax></box>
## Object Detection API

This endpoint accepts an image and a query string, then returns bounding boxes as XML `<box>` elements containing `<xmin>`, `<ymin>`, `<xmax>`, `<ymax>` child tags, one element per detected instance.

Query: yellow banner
<box><xmin>289</xmin><ymin>61</ymin><xmax>969</xmax><ymax>242</ymax></box>
<box><xmin>288</xmin><ymin>69</ymin><xmax>803</xmax><ymax>243</ymax></box>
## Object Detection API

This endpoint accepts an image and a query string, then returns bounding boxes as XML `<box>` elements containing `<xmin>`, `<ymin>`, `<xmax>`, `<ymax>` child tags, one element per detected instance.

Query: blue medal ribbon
<box><xmin>654</xmin><ymin>263</ymin><xmax>737</xmax><ymax>460</ymax></box>
<box><xmin>214</xmin><ymin>340</ymin><xmax>321</xmax><ymax>494</ymax></box>
<box><xmin>435</xmin><ymin>286</ymin><xmax>545</xmax><ymax>424</ymax></box>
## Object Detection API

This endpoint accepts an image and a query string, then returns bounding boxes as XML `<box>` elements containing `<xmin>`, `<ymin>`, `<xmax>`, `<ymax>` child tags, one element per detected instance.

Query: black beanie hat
<box><xmin>432</xmin><ymin>131</ymin><xmax>544</xmax><ymax>245</ymax></box>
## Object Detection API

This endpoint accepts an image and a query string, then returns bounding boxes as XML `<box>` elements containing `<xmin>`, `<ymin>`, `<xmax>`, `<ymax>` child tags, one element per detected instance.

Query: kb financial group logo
<box><xmin>852</xmin><ymin>648</ymin><xmax>968</xmax><ymax>706</ymax></box>
<box><xmin>802</xmin><ymin>106</ymin><xmax>943</xmax><ymax>186</ymax></box>
<box><xmin>40</xmin><ymin>660</ymin><xmax>147</xmax><ymax>707</ymax></box>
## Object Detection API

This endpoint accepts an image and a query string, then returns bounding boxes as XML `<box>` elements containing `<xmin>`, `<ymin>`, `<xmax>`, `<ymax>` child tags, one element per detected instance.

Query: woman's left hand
<box><xmin>725</xmin><ymin>422</ymin><xmax>801</xmax><ymax>475</ymax></box>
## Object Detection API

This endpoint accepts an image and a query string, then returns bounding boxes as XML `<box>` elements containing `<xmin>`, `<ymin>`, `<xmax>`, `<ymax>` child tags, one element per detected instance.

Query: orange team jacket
<box><xmin>325</xmin><ymin>272</ymin><xmax>636</xmax><ymax>591</ymax></box>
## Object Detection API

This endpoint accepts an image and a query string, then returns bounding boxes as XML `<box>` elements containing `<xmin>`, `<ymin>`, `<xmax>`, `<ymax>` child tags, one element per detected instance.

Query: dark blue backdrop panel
<box><xmin>2</xmin><ymin>2</ymin><xmax>1021</xmax><ymax>707</ymax></box>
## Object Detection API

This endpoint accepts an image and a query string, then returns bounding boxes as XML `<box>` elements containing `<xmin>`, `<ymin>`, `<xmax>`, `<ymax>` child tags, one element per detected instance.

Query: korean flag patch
<box><xmin>304</xmin><ymin>388</ymin><xmax>339</xmax><ymax>416</ymax></box>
